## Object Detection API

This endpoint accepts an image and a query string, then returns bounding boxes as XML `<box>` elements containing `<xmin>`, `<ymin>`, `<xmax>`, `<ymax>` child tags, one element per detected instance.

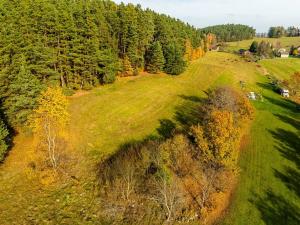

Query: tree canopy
<box><xmin>201</xmin><ymin>24</ymin><xmax>256</xmax><ymax>42</ymax></box>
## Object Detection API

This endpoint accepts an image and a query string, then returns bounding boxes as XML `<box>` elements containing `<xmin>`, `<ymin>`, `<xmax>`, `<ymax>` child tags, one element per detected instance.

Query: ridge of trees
<box><xmin>201</xmin><ymin>24</ymin><xmax>256</xmax><ymax>42</ymax></box>
<box><xmin>268</xmin><ymin>26</ymin><xmax>300</xmax><ymax>38</ymax></box>
<box><xmin>97</xmin><ymin>86</ymin><xmax>254</xmax><ymax>224</ymax></box>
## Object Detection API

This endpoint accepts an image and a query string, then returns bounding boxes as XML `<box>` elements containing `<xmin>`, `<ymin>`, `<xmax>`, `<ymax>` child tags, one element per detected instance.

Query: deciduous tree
<box><xmin>30</xmin><ymin>87</ymin><xmax>69</xmax><ymax>169</ymax></box>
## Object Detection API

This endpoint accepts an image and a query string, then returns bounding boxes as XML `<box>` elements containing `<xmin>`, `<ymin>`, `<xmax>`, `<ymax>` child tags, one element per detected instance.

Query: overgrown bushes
<box><xmin>97</xmin><ymin>86</ymin><xmax>254</xmax><ymax>224</ymax></box>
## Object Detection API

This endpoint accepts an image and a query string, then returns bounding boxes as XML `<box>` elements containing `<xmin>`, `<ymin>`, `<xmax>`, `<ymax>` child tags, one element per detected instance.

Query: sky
<box><xmin>113</xmin><ymin>0</ymin><xmax>300</xmax><ymax>32</ymax></box>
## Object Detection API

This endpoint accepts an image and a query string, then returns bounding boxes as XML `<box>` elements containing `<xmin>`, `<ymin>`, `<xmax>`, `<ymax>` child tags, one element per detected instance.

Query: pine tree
<box><xmin>98</xmin><ymin>49</ymin><xmax>119</xmax><ymax>84</ymax></box>
<box><xmin>2</xmin><ymin>55</ymin><xmax>44</xmax><ymax>127</ymax></box>
<box><xmin>145</xmin><ymin>41</ymin><xmax>165</xmax><ymax>74</ymax></box>
<box><xmin>164</xmin><ymin>43</ymin><xmax>187</xmax><ymax>75</ymax></box>
<box><xmin>249</xmin><ymin>41</ymin><xmax>258</xmax><ymax>53</ymax></box>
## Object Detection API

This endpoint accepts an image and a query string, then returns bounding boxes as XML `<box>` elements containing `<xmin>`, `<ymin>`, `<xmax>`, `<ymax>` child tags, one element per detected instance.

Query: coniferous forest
<box><xmin>201</xmin><ymin>24</ymin><xmax>256</xmax><ymax>42</ymax></box>
<box><xmin>0</xmin><ymin>0</ymin><xmax>211</xmax><ymax>133</ymax></box>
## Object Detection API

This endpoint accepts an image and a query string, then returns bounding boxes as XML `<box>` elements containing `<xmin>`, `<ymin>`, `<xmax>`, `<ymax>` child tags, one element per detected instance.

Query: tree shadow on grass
<box><xmin>269</xmin><ymin>127</ymin><xmax>300</xmax><ymax>199</ymax></box>
<box><xmin>250</xmin><ymin>190</ymin><xmax>300</xmax><ymax>225</ymax></box>
<box><xmin>256</xmin><ymin>82</ymin><xmax>278</xmax><ymax>93</ymax></box>
<box><xmin>178</xmin><ymin>94</ymin><xmax>204</xmax><ymax>103</ymax></box>
<box><xmin>256</xmin><ymin>82</ymin><xmax>300</xmax><ymax>114</ymax></box>
<box><xmin>156</xmin><ymin>119</ymin><xmax>176</xmax><ymax>139</ymax></box>
<box><xmin>174</xmin><ymin>95</ymin><xmax>205</xmax><ymax>131</ymax></box>
<box><xmin>269</xmin><ymin>128</ymin><xmax>300</xmax><ymax>167</ymax></box>
<box><xmin>251</xmin><ymin>86</ymin><xmax>300</xmax><ymax>224</ymax></box>
<box><xmin>274</xmin><ymin>114</ymin><xmax>300</xmax><ymax>131</ymax></box>
<box><xmin>274</xmin><ymin>167</ymin><xmax>300</xmax><ymax>198</ymax></box>
<box><xmin>264</xmin><ymin>96</ymin><xmax>300</xmax><ymax>114</ymax></box>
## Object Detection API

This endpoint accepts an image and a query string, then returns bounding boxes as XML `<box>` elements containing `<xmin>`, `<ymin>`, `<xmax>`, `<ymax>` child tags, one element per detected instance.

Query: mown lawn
<box><xmin>260</xmin><ymin>58</ymin><xmax>300</xmax><ymax>80</ymax></box>
<box><xmin>223</xmin><ymin>63</ymin><xmax>300</xmax><ymax>225</ymax></box>
<box><xmin>225</xmin><ymin>37</ymin><xmax>300</xmax><ymax>52</ymax></box>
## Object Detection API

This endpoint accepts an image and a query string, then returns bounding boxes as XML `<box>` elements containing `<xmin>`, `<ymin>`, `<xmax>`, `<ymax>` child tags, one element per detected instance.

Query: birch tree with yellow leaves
<box><xmin>30</xmin><ymin>87</ymin><xmax>69</xmax><ymax>169</ymax></box>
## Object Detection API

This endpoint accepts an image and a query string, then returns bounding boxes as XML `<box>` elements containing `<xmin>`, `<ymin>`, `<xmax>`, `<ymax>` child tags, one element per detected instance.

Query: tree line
<box><xmin>201</xmin><ymin>24</ymin><xmax>256</xmax><ymax>42</ymax></box>
<box><xmin>248</xmin><ymin>40</ymin><xmax>299</xmax><ymax>59</ymax></box>
<box><xmin>97</xmin><ymin>86</ymin><xmax>254</xmax><ymax>224</ymax></box>
<box><xmin>268</xmin><ymin>26</ymin><xmax>300</xmax><ymax>38</ymax></box>
<box><xmin>0</xmin><ymin>0</ymin><xmax>214</xmax><ymax>158</ymax></box>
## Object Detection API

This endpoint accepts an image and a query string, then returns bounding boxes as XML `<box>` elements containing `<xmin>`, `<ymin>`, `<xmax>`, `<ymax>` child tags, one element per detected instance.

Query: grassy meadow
<box><xmin>0</xmin><ymin>50</ymin><xmax>299</xmax><ymax>224</ymax></box>
<box><xmin>0</xmin><ymin>52</ymin><xmax>250</xmax><ymax>224</ymax></box>
<box><xmin>225</xmin><ymin>36</ymin><xmax>300</xmax><ymax>52</ymax></box>
<box><xmin>260</xmin><ymin>58</ymin><xmax>300</xmax><ymax>80</ymax></box>
<box><xmin>222</xmin><ymin>70</ymin><xmax>300</xmax><ymax>225</ymax></box>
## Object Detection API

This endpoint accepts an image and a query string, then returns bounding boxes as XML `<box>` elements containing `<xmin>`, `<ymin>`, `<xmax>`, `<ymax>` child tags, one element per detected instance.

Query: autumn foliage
<box><xmin>97</xmin><ymin>86</ymin><xmax>254</xmax><ymax>224</ymax></box>
<box><xmin>29</xmin><ymin>87</ymin><xmax>69</xmax><ymax>169</ymax></box>
<box><xmin>284</xmin><ymin>72</ymin><xmax>300</xmax><ymax>102</ymax></box>
<box><xmin>184</xmin><ymin>37</ymin><xmax>211</xmax><ymax>62</ymax></box>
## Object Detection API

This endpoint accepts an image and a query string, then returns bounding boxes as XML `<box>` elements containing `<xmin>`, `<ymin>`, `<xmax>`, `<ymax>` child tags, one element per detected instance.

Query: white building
<box><xmin>248</xmin><ymin>92</ymin><xmax>256</xmax><ymax>100</ymax></box>
<box><xmin>280</xmin><ymin>52</ymin><xmax>289</xmax><ymax>58</ymax></box>
<box><xmin>280</xmin><ymin>89</ymin><xmax>289</xmax><ymax>98</ymax></box>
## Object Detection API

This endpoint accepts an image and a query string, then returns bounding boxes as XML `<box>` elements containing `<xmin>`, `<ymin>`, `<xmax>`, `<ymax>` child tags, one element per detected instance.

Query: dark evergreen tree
<box><xmin>1</xmin><ymin>55</ymin><xmax>44</xmax><ymax>126</ymax></box>
<box><xmin>164</xmin><ymin>43</ymin><xmax>187</xmax><ymax>75</ymax></box>
<box><xmin>249</xmin><ymin>41</ymin><xmax>258</xmax><ymax>53</ymax></box>
<box><xmin>145</xmin><ymin>41</ymin><xmax>165</xmax><ymax>73</ymax></box>
<box><xmin>268</xmin><ymin>26</ymin><xmax>286</xmax><ymax>38</ymax></box>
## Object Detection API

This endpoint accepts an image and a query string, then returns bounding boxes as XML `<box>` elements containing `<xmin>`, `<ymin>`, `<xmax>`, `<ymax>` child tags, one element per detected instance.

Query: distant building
<box><xmin>280</xmin><ymin>89</ymin><xmax>289</xmax><ymax>98</ymax></box>
<box><xmin>248</xmin><ymin>92</ymin><xmax>256</xmax><ymax>100</ymax></box>
<box><xmin>280</xmin><ymin>52</ymin><xmax>289</xmax><ymax>58</ymax></box>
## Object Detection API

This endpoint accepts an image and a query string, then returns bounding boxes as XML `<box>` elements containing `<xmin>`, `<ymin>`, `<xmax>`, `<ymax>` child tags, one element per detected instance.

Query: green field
<box><xmin>225</xmin><ymin>37</ymin><xmax>300</xmax><ymax>52</ymax></box>
<box><xmin>260</xmin><ymin>58</ymin><xmax>300</xmax><ymax>80</ymax></box>
<box><xmin>0</xmin><ymin>52</ymin><xmax>299</xmax><ymax>224</ymax></box>
<box><xmin>223</xmin><ymin>70</ymin><xmax>300</xmax><ymax>225</ymax></box>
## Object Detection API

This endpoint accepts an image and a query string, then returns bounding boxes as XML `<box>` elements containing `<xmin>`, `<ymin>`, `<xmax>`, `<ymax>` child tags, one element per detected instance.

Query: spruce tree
<box><xmin>164</xmin><ymin>43</ymin><xmax>187</xmax><ymax>75</ymax></box>
<box><xmin>249</xmin><ymin>41</ymin><xmax>258</xmax><ymax>53</ymax></box>
<box><xmin>145</xmin><ymin>41</ymin><xmax>165</xmax><ymax>74</ymax></box>
<box><xmin>3</xmin><ymin>55</ymin><xmax>44</xmax><ymax>126</ymax></box>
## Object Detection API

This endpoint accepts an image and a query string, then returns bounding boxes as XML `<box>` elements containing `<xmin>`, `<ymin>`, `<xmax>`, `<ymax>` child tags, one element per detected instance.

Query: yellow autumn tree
<box><xmin>206</xmin><ymin>110</ymin><xmax>240</xmax><ymax>167</ymax></box>
<box><xmin>122</xmin><ymin>55</ymin><xmax>134</xmax><ymax>76</ymax></box>
<box><xmin>206</xmin><ymin>33</ymin><xmax>216</xmax><ymax>51</ymax></box>
<box><xmin>30</xmin><ymin>87</ymin><xmax>69</xmax><ymax>169</ymax></box>
<box><xmin>184</xmin><ymin>39</ymin><xmax>193</xmax><ymax>62</ymax></box>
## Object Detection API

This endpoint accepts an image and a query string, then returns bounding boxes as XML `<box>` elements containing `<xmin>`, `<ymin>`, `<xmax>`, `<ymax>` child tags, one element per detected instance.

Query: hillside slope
<box><xmin>0</xmin><ymin>52</ymin><xmax>299</xmax><ymax>224</ymax></box>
